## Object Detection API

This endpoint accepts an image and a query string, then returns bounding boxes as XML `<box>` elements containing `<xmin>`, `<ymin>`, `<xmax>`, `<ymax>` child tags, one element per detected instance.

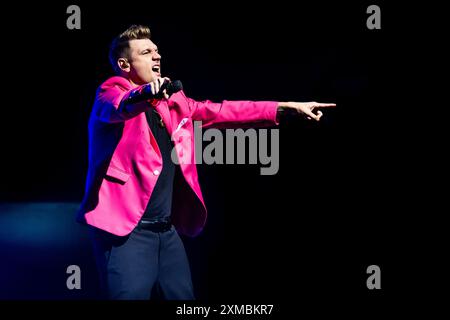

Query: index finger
<box><xmin>315</xmin><ymin>103</ymin><xmax>336</xmax><ymax>108</ymax></box>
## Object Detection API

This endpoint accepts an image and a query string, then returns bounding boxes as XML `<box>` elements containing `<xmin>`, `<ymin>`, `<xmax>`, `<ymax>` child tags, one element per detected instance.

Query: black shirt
<box><xmin>142</xmin><ymin>108</ymin><xmax>176</xmax><ymax>220</ymax></box>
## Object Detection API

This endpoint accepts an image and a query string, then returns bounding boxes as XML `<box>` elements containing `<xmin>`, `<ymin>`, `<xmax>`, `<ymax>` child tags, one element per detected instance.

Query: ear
<box><xmin>117</xmin><ymin>58</ymin><xmax>130</xmax><ymax>72</ymax></box>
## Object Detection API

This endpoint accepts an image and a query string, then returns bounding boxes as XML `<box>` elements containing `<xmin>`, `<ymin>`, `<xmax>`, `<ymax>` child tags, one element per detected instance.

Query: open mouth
<box><xmin>152</xmin><ymin>66</ymin><xmax>161</xmax><ymax>75</ymax></box>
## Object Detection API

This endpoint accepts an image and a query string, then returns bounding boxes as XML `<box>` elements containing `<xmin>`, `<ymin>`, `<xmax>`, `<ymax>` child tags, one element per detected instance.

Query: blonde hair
<box><xmin>109</xmin><ymin>25</ymin><xmax>151</xmax><ymax>73</ymax></box>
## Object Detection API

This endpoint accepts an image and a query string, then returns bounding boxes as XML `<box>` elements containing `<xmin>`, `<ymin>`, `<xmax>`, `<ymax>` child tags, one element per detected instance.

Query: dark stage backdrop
<box><xmin>1</xmin><ymin>0</ymin><xmax>431</xmax><ymax>316</ymax></box>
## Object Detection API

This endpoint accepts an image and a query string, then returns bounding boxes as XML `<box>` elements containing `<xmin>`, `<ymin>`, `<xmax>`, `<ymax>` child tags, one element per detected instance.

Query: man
<box><xmin>77</xmin><ymin>25</ymin><xmax>335</xmax><ymax>300</ymax></box>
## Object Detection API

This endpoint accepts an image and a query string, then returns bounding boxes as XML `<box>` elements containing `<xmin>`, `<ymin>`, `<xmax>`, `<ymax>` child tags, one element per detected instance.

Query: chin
<box><xmin>150</xmin><ymin>72</ymin><xmax>161</xmax><ymax>80</ymax></box>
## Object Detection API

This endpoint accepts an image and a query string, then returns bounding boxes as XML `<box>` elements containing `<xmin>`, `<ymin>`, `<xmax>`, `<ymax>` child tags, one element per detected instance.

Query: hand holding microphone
<box><xmin>124</xmin><ymin>78</ymin><xmax>183</xmax><ymax>105</ymax></box>
<box><xmin>144</xmin><ymin>77</ymin><xmax>171</xmax><ymax>99</ymax></box>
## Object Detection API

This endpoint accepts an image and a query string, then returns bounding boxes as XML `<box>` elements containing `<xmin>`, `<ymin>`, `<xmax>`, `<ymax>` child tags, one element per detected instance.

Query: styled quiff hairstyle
<box><xmin>109</xmin><ymin>25</ymin><xmax>151</xmax><ymax>73</ymax></box>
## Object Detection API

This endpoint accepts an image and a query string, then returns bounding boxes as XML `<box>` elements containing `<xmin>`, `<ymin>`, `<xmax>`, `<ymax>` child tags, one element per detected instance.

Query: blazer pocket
<box><xmin>105</xmin><ymin>165</ymin><xmax>130</xmax><ymax>184</ymax></box>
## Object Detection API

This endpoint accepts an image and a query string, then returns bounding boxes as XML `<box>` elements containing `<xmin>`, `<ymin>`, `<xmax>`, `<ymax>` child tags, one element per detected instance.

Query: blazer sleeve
<box><xmin>92</xmin><ymin>83</ymin><xmax>155</xmax><ymax>124</ymax></box>
<box><xmin>182</xmin><ymin>91</ymin><xmax>280</xmax><ymax>129</ymax></box>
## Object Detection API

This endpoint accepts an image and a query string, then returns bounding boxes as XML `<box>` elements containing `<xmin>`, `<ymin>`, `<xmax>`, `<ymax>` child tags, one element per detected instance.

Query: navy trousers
<box><xmin>89</xmin><ymin>224</ymin><xmax>194</xmax><ymax>300</ymax></box>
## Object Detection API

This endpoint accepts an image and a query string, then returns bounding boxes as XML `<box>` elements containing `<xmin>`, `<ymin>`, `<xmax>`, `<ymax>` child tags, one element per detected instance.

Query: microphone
<box><xmin>124</xmin><ymin>79</ymin><xmax>183</xmax><ymax>105</ymax></box>
<box><xmin>163</xmin><ymin>80</ymin><xmax>183</xmax><ymax>96</ymax></box>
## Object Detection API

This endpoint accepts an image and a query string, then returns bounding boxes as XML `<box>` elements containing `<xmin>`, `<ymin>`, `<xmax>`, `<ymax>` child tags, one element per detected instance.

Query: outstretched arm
<box><xmin>186</xmin><ymin>92</ymin><xmax>336</xmax><ymax>128</ymax></box>
<box><xmin>186</xmin><ymin>95</ymin><xmax>279</xmax><ymax>129</ymax></box>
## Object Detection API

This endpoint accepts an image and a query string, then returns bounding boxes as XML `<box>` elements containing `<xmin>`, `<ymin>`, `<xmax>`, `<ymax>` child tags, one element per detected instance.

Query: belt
<box><xmin>137</xmin><ymin>217</ymin><xmax>172</xmax><ymax>233</ymax></box>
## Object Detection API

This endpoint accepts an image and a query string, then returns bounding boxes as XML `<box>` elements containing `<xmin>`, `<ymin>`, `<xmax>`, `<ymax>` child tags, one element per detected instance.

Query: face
<box><xmin>118</xmin><ymin>38</ymin><xmax>161</xmax><ymax>86</ymax></box>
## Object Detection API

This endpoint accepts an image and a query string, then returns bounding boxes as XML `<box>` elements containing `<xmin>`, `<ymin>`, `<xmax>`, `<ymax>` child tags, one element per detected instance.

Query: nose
<box><xmin>153</xmin><ymin>51</ymin><xmax>161</xmax><ymax>60</ymax></box>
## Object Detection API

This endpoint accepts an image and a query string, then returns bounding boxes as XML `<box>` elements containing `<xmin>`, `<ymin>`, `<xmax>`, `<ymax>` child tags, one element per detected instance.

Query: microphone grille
<box><xmin>167</xmin><ymin>80</ymin><xmax>183</xmax><ymax>95</ymax></box>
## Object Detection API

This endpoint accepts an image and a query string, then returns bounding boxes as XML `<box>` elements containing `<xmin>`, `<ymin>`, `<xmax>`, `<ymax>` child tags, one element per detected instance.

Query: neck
<box><xmin>129</xmin><ymin>78</ymin><xmax>140</xmax><ymax>88</ymax></box>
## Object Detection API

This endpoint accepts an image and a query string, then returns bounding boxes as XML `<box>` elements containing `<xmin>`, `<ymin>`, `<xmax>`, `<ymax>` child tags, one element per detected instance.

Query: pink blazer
<box><xmin>77</xmin><ymin>76</ymin><xmax>279</xmax><ymax>236</ymax></box>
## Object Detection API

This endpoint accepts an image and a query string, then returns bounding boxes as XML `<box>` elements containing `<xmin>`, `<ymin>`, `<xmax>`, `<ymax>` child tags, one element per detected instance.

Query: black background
<box><xmin>0</xmin><ymin>0</ymin><xmax>442</xmax><ymax>316</ymax></box>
